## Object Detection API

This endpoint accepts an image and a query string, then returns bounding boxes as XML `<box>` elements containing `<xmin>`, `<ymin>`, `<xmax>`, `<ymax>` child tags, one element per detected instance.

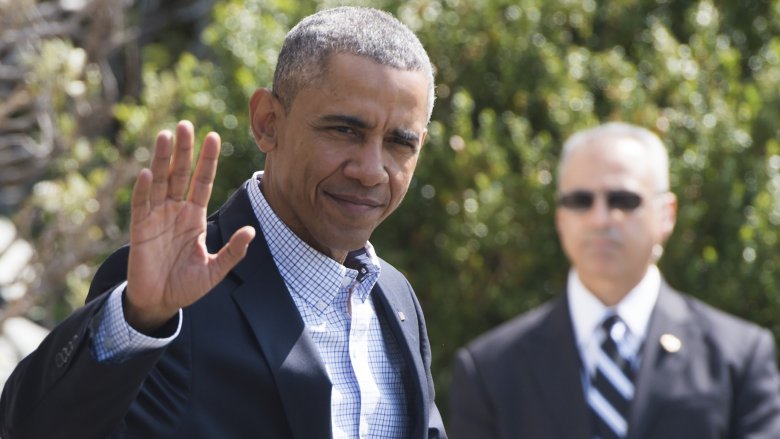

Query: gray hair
<box><xmin>557</xmin><ymin>122</ymin><xmax>670</xmax><ymax>192</ymax></box>
<box><xmin>272</xmin><ymin>6</ymin><xmax>435</xmax><ymax>122</ymax></box>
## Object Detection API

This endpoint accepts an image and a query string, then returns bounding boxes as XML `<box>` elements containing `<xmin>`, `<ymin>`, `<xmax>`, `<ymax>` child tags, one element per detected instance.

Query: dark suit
<box><xmin>449</xmin><ymin>282</ymin><xmax>780</xmax><ymax>439</ymax></box>
<box><xmin>1</xmin><ymin>180</ymin><xmax>446</xmax><ymax>439</ymax></box>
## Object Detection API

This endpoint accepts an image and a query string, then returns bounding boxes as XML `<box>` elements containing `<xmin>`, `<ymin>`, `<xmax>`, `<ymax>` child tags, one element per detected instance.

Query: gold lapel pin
<box><xmin>398</xmin><ymin>311</ymin><xmax>406</xmax><ymax>321</ymax></box>
<box><xmin>660</xmin><ymin>333</ymin><xmax>682</xmax><ymax>353</ymax></box>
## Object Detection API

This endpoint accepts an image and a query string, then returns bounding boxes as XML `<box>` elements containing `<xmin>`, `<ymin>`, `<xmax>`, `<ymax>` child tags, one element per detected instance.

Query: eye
<box><xmin>391</xmin><ymin>137</ymin><xmax>415</xmax><ymax>148</ymax></box>
<box><xmin>387</xmin><ymin>132</ymin><xmax>420</xmax><ymax>152</ymax></box>
<box><xmin>558</xmin><ymin>191</ymin><xmax>594</xmax><ymax>210</ymax></box>
<box><xmin>607</xmin><ymin>190</ymin><xmax>642</xmax><ymax>210</ymax></box>
<box><xmin>331</xmin><ymin>126</ymin><xmax>357</xmax><ymax>135</ymax></box>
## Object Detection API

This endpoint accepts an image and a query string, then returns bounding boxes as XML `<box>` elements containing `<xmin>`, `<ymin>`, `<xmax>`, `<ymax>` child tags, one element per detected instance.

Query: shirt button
<box><xmin>341</xmin><ymin>276</ymin><xmax>352</xmax><ymax>287</ymax></box>
<box><xmin>316</xmin><ymin>300</ymin><xmax>327</xmax><ymax>311</ymax></box>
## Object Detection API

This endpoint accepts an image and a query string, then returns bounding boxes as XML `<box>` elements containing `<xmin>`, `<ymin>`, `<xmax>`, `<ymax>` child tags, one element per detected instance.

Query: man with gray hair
<box><xmin>2</xmin><ymin>7</ymin><xmax>446</xmax><ymax>438</ymax></box>
<box><xmin>449</xmin><ymin>122</ymin><xmax>780</xmax><ymax>438</ymax></box>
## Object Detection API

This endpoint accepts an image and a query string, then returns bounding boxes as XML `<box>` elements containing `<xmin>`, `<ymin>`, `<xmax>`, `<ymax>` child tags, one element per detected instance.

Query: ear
<box><xmin>249</xmin><ymin>88</ymin><xmax>280</xmax><ymax>153</ymax></box>
<box><xmin>659</xmin><ymin>191</ymin><xmax>678</xmax><ymax>241</ymax></box>
<box><xmin>419</xmin><ymin>129</ymin><xmax>428</xmax><ymax>148</ymax></box>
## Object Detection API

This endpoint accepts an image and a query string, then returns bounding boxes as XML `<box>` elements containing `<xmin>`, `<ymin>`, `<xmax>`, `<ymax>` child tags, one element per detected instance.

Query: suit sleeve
<box><xmin>448</xmin><ymin>347</ymin><xmax>499</xmax><ymax>439</ymax></box>
<box><xmin>0</xmin><ymin>247</ymin><xmax>166</xmax><ymax>439</ymax></box>
<box><xmin>732</xmin><ymin>327</ymin><xmax>780</xmax><ymax>438</ymax></box>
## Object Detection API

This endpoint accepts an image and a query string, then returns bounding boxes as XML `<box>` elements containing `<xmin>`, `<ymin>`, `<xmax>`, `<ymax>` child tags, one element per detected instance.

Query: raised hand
<box><xmin>125</xmin><ymin>121</ymin><xmax>255</xmax><ymax>332</ymax></box>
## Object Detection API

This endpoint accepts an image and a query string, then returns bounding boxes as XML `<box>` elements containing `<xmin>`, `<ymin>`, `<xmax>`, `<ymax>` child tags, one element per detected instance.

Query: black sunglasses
<box><xmin>557</xmin><ymin>190</ymin><xmax>643</xmax><ymax>211</ymax></box>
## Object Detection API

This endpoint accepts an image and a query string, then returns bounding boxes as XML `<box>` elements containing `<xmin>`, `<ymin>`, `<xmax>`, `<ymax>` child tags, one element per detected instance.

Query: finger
<box><xmin>188</xmin><ymin>131</ymin><xmax>221</xmax><ymax>208</ymax></box>
<box><xmin>130</xmin><ymin>167</ymin><xmax>152</xmax><ymax>225</ymax></box>
<box><xmin>149</xmin><ymin>130</ymin><xmax>173</xmax><ymax>208</ymax></box>
<box><xmin>169</xmin><ymin>120</ymin><xmax>195</xmax><ymax>201</ymax></box>
<box><xmin>210</xmin><ymin>226</ymin><xmax>256</xmax><ymax>281</ymax></box>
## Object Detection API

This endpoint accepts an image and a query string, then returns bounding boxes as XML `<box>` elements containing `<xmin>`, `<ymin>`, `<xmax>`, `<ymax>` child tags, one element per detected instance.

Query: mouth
<box><xmin>324</xmin><ymin>191</ymin><xmax>386</xmax><ymax>215</ymax></box>
<box><xmin>585</xmin><ymin>238</ymin><xmax>621</xmax><ymax>254</ymax></box>
<box><xmin>584</xmin><ymin>232</ymin><xmax>621</xmax><ymax>250</ymax></box>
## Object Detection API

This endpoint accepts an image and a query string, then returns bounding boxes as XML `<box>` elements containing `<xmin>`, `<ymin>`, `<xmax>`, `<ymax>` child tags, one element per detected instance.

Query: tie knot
<box><xmin>601</xmin><ymin>313</ymin><xmax>620</xmax><ymax>329</ymax></box>
<box><xmin>345</xmin><ymin>248</ymin><xmax>371</xmax><ymax>282</ymax></box>
<box><xmin>601</xmin><ymin>314</ymin><xmax>627</xmax><ymax>343</ymax></box>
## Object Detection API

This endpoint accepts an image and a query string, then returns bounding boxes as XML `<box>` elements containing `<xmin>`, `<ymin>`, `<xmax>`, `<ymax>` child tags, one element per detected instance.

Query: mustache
<box><xmin>583</xmin><ymin>228</ymin><xmax>622</xmax><ymax>243</ymax></box>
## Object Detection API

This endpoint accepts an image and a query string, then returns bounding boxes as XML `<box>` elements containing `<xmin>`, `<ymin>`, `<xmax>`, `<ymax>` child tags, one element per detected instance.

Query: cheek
<box><xmin>623</xmin><ymin>221</ymin><xmax>656</xmax><ymax>252</ymax></box>
<box><xmin>303</xmin><ymin>147</ymin><xmax>345</xmax><ymax>184</ymax></box>
<box><xmin>556</xmin><ymin>214</ymin><xmax>579</xmax><ymax>238</ymax></box>
<box><xmin>390</xmin><ymin>159</ymin><xmax>417</xmax><ymax>190</ymax></box>
<box><xmin>555</xmin><ymin>219</ymin><xmax>576</xmax><ymax>251</ymax></box>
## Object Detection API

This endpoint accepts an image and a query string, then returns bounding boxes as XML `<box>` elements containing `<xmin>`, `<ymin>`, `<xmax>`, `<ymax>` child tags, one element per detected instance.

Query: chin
<box><xmin>579</xmin><ymin>258</ymin><xmax>622</xmax><ymax>274</ymax></box>
<box><xmin>320</xmin><ymin>234</ymin><xmax>372</xmax><ymax>254</ymax></box>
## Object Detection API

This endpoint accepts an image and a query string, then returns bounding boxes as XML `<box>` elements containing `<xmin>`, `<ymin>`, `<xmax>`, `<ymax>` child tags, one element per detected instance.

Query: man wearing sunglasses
<box><xmin>448</xmin><ymin>122</ymin><xmax>780</xmax><ymax>439</ymax></box>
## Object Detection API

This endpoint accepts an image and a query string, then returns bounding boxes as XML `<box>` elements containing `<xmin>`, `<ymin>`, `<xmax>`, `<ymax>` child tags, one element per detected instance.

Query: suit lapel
<box><xmin>529</xmin><ymin>296</ymin><xmax>591</xmax><ymax>439</ymax></box>
<box><xmin>628</xmin><ymin>283</ymin><xmax>696</xmax><ymax>439</ymax></box>
<box><xmin>216</xmin><ymin>186</ymin><xmax>332</xmax><ymax>439</ymax></box>
<box><xmin>371</xmin><ymin>261</ymin><xmax>429</xmax><ymax>437</ymax></box>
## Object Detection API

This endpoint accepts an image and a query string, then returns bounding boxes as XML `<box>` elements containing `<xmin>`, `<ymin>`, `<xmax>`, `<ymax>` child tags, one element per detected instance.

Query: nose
<box><xmin>586</xmin><ymin>195</ymin><xmax>612</xmax><ymax>227</ymax></box>
<box><xmin>343</xmin><ymin>138</ymin><xmax>389</xmax><ymax>187</ymax></box>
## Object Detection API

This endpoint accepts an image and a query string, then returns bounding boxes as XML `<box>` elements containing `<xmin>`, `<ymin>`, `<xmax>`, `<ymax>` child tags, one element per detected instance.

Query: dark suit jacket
<box><xmin>448</xmin><ymin>282</ymin><xmax>780</xmax><ymax>439</ymax></box>
<box><xmin>1</xmin><ymin>181</ymin><xmax>446</xmax><ymax>439</ymax></box>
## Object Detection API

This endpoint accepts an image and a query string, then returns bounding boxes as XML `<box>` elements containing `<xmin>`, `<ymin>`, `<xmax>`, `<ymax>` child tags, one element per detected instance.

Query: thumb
<box><xmin>211</xmin><ymin>226</ymin><xmax>256</xmax><ymax>279</ymax></box>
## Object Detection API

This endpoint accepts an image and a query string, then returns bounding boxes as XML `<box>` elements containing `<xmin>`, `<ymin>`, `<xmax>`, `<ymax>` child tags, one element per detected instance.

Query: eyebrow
<box><xmin>320</xmin><ymin>114</ymin><xmax>370</xmax><ymax>129</ymax></box>
<box><xmin>390</xmin><ymin>128</ymin><xmax>420</xmax><ymax>145</ymax></box>
<box><xmin>319</xmin><ymin>114</ymin><xmax>421</xmax><ymax>145</ymax></box>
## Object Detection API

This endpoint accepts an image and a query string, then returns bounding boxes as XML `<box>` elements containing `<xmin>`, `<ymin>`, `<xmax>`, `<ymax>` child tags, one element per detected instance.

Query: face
<box><xmin>555</xmin><ymin>135</ymin><xmax>676</xmax><ymax>304</ymax></box>
<box><xmin>250</xmin><ymin>53</ymin><xmax>429</xmax><ymax>262</ymax></box>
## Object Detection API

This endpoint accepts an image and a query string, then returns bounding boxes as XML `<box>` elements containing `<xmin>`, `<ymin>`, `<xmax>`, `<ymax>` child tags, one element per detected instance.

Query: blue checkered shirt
<box><xmin>92</xmin><ymin>172</ymin><xmax>410</xmax><ymax>438</ymax></box>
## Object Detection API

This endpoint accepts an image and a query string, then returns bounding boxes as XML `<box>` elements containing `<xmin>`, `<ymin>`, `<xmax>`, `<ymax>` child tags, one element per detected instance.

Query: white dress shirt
<box><xmin>568</xmin><ymin>265</ymin><xmax>661</xmax><ymax>378</ymax></box>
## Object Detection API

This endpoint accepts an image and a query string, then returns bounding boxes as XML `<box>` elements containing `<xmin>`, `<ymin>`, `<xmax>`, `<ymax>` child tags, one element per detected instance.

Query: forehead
<box><xmin>559</xmin><ymin>136</ymin><xmax>655</xmax><ymax>191</ymax></box>
<box><xmin>294</xmin><ymin>53</ymin><xmax>430</xmax><ymax>130</ymax></box>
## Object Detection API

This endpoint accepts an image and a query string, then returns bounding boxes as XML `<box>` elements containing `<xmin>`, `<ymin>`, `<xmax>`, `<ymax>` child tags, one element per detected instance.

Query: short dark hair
<box><xmin>272</xmin><ymin>6</ymin><xmax>435</xmax><ymax>121</ymax></box>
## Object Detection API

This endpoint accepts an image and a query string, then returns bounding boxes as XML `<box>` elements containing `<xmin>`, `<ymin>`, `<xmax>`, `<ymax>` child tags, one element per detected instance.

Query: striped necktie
<box><xmin>588</xmin><ymin>314</ymin><xmax>635</xmax><ymax>439</ymax></box>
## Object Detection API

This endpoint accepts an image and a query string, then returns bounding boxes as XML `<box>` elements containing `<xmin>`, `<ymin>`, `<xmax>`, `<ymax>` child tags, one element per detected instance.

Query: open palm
<box><xmin>125</xmin><ymin>121</ymin><xmax>255</xmax><ymax>332</ymax></box>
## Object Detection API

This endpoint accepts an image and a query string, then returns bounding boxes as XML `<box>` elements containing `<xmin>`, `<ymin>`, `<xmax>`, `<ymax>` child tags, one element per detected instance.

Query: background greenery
<box><xmin>3</xmin><ymin>0</ymin><xmax>780</xmax><ymax>423</ymax></box>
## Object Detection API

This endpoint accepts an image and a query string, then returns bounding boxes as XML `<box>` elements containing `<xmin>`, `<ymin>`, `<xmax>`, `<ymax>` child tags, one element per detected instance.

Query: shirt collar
<box><xmin>245</xmin><ymin>171</ymin><xmax>381</xmax><ymax>308</ymax></box>
<box><xmin>568</xmin><ymin>264</ymin><xmax>660</xmax><ymax>350</ymax></box>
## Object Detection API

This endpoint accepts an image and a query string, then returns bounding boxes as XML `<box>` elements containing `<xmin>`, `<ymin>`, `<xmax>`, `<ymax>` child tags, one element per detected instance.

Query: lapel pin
<box><xmin>398</xmin><ymin>311</ymin><xmax>406</xmax><ymax>321</ymax></box>
<box><xmin>660</xmin><ymin>333</ymin><xmax>682</xmax><ymax>353</ymax></box>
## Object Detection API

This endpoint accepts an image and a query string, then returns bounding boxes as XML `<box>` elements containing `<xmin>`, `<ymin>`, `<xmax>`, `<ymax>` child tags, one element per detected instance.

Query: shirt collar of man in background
<box><xmin>568</xmin><ymin>264</ymin><xmax>660</xmax><ymax>367</ymax></box>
